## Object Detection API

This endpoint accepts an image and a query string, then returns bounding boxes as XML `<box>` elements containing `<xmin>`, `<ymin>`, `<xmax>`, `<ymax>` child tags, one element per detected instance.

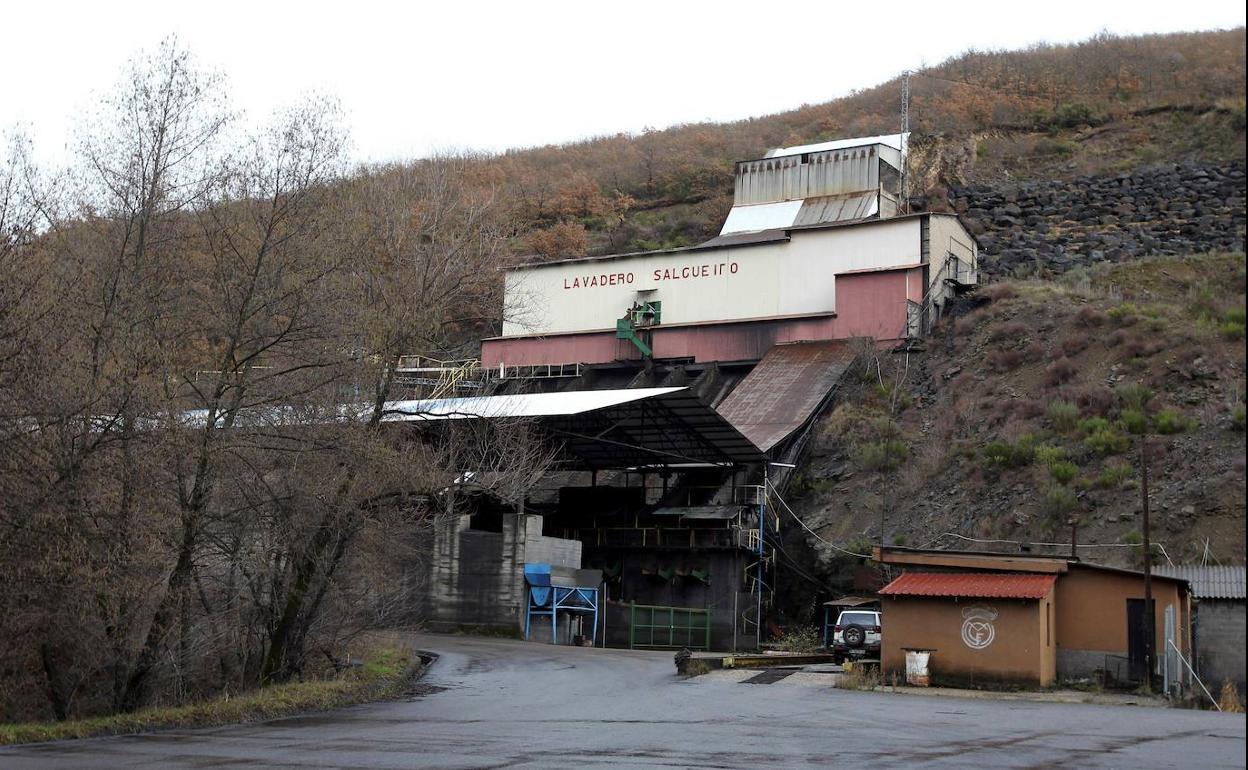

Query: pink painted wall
<box><xmin>833</xmin><ymin>269</ymin><xmax>913</xmax><ymax>341</ymax></box>
<box><xmin>479</xmin><ymin>267</ymin><xmax>920</xmax><ymax>368</ymax></box>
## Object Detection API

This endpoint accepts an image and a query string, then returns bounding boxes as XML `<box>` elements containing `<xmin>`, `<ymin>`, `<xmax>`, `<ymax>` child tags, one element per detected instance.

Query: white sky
<box><xmin>3</xmin><ymin>0</ymin><xmax>1245</xmax><ymax>165</ymax></box>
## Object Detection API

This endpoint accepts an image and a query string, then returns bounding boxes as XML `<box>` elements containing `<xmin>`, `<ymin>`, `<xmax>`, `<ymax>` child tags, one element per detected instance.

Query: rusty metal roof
<box><xmin>879</xmin><ymin>572</ymin><xmax>1057</xmax><ymax>600</ymax></box>
<box><xmin>715</xmin><ymin>341</ymin><xmax>853</xmax><ymax>452</ymax></box>
<box><xmin>823</xmin><ymin>596</ymin><xmax>880</xmax><ymax>608</ymax></box>
<box><xmin>1154</xmin><ymin>566</ymin><xmax>1245</xmax><ymax>600</ymax></box>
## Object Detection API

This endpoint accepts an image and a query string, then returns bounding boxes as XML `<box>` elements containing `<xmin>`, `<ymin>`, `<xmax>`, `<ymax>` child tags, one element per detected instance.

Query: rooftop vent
<box><xmin>719</xmin><ymin>133</ymin><xmax>908</xmax><ymax>236</ymax></box>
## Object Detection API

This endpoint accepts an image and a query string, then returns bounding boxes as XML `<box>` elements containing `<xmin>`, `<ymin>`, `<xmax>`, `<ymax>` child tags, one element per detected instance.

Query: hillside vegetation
<box><xmin>485</xmin><ymin>28</ymin><xmax>1245</xmax><ymax>260</ymax></box>
<box><xmin>788</xmin><ymin>253</ymin><xmax>1246</xmax><ymax>572</ymax></box>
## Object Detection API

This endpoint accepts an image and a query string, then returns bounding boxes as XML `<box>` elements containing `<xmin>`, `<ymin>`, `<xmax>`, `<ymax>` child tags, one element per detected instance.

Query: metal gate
<box><xmin>627</xmin><ymin>602</ymin><xmax>712</xmax><ymax>650</ymax></box>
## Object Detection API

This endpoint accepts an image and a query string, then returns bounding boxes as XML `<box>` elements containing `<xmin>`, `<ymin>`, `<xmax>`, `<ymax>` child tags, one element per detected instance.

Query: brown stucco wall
<box><xmin>1054</xmin><ymin>567</ymin><xmax>1187</xmax><ymax>659</ymax></box>
<box><xmin>881</xmin><ymin>592</ymin><xmax>1055</xmax><ymax>688</ymax></box>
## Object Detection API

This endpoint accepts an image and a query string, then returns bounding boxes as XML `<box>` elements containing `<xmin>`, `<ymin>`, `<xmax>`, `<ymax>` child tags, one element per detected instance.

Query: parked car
<box><xmin>831</xmin><ymin>609</ymin><xmax>881</xmax><ymax>662</ymax></box>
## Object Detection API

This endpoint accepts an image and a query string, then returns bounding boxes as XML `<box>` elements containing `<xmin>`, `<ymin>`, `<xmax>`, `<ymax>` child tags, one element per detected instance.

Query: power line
<box><xmin>766</xmin><ymin>479</ymin><xmax>871</xmax><ymax>559</ymax></box>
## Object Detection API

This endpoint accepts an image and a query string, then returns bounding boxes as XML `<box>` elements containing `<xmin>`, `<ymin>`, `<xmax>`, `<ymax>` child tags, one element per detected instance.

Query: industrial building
<box><xmin>481</xmin><ymin>134</ymin><xmax>975</xmax><ymax>369</ymax></box>
<box><xmin>412</xmin><ymin>134</ymin><xmax>980</xmax><ymax>650</ymax></box>
<box><xmin>875</xmin><ymin>547</ymin><xmax>1192</xmax><ymax>690</ymax></box>
<box><xmin>1156</xmin><ymin>565</ymin><xmax>1246</xmax><ymax>697</ymax></box>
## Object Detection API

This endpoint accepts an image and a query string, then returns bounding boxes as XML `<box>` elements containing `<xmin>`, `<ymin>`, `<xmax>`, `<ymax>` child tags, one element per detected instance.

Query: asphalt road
<box><xmin>2</xmin><ymin>634</ymin><xmax>1244</xmax><ymax>769</ymax></box>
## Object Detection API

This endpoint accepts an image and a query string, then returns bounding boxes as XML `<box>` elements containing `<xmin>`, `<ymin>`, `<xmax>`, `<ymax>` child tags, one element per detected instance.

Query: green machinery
<box><xmin>615</xmin><ymin>300</ymin><xmax>661</xmax><ymax>358</ymax></box>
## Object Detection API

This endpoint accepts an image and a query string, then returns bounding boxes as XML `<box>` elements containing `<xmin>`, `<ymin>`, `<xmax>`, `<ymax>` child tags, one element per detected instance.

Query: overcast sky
<box><xmin>3</xmin><ymin>0</ymin><xmax>1245</xmax><ymax>165</ymax></box>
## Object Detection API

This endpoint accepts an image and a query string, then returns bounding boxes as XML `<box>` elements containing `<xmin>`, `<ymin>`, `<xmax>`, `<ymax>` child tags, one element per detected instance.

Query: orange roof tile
<box><xmin>879</xmin><ymin>572</ymin><xmax>1056</xmax><ymax>599</ymax></box>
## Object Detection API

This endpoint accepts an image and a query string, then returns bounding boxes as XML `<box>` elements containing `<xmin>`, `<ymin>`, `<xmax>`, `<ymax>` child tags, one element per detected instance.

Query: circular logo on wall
<box><xmin>961</xmin><ymin>605</ymin><xmax>999</xmax><ymax>650</ymax></box>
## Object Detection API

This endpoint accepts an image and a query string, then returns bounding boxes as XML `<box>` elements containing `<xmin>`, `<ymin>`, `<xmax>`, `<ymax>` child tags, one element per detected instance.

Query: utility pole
<box><xmin>1141</xmin><ymin>437</ymin><xmax>1155</xmax><ymax>691</ymax></box>
<box><xmin>900</xmin><ymin>69</ymin><xmax>911</xmax><ymax>214</ymax></box>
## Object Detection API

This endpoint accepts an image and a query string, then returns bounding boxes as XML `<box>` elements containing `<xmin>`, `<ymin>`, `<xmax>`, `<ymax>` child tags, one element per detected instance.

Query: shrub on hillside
<box><xmin>1069</xmin><ymin>385</ymin><xmax>1116</xmax><ymax>417</ymax></box>
<box><xmin>1058</xmin><ymin>334</ymin><xmax>1090</xmax><ymax>357</ymax></box>
<box><xmin>1095</xmin><ymin>460</ymin><xmax>1134</xmax><ymax>488</ymax></box>
<box><xmin>1035</xmin><ymin>445</ymin><xmax>1068</xmax><ymax>466</ymax></box>
<box><xmin>856</xmin><ymin>439</ymin><xmax>908</xmax><ymax>473</ymax></box>
<box><xmin>1044</xmin><ymin>357</ymin><xmax>1079</xmax><ymax>387</ymax></box>
<box><xmin>987</xmin><ymin>349</ymin><xmax>1024</xmax><ymax>372</ymax></box>
<box><xmin>1120</xmin><ymin>408</ymin><xmax>1149</xmax><ymax>435</ymax></box>
<box><xmin>1219</xmin><ymin>320</ymin><xmax>1245</xmax><ymax>340</ymax></box>
<box><xmin>1041</xmin><ymin>484</ymin><xmax>1079</xmax><ymax>519</ymax></box>
<box><xmin>981</xmin><ymin>283</ymin><xmax>1017</xmax><ymax>303</ymax></box>
<box><xmin>1013</xmin><ymin>399</ymin><xmax>1045</xmax><ymax>419</ymax></box>
<box><xmin>1075</xmin><ymin>306</ymin><xmax>1107</xmax><ymax>328</ymax></box>
<box><xmin>1107</xmin><ymin>303</ymin><xmax>1140</xmax><ymax>327</ymax></box>
<box><xmin>1106</xmin><ymin>329</ymin><xmax>1128</xmax><ymax>347</ymax></box>
<box><xmin>1154</xmin><ymin>409</ymin><xmax>1195</xmax><ymax>434</ymax></box>
<box><xmin>1233</xmin><ymin>405</ymin><xmax>1246</xmax><ymax>432</ymax></box>
<box><xmin>1047</xmin><ymin>400</ymin><xmax>1080</xmax><ymax>431</ymax></box>
<box><xmin>1077</xmin><ymin>416</ymin><xmax>1112</xmax><ymax>434</ymax></box>
<box><xmin>1048</xmin><ymin>460</ymin><xmax>1078</xmax><ymax>485</ymax></box>
<box><xmin>982</xmin><ymin>437</ymin><xmax>1036</xmax><ymax>469</ymax></box>
<box><xmin>1115</xmin><ymin>383</ymin><xmax>1154</xmax><ymax>411</ymax></box>
<box><xmin>1085</xmin><ymin>427</ymin><xmax>1130</xmax><ymax>456</ymax></box>
<box><xmin>988</xmin><ymin>321</ymin><xmax>1029</xmax><ymax>343</ymax></box>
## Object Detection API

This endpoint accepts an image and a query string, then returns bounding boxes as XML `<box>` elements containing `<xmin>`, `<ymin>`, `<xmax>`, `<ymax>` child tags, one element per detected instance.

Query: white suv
<box><xmin>832</xmin><ymin>610</ymin><xmax>881</xmax><ymax>661</ymax></box>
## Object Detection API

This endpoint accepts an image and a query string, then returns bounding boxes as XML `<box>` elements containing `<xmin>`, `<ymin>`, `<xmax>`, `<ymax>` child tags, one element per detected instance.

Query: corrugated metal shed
<box><xmin>715</xmin><ymin>341</ymin><xmax>853</xmax><ymax>451</ymax></box>
<box><xmin>880</xmin><ymin>572</ymin><xmax>1057</xmax><ymax>600</ymax></box>
<box><xmin>1154</xmin><ymin>566</ymin><xmax>1246</xmax><ymax>600</ymax></box>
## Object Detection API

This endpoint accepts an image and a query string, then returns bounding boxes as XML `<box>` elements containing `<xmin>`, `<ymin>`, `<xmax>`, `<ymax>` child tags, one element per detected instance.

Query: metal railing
<box><xmin>628</xmin><ymin>602</ymin><xmax>712</xmax><ymax>650</ymax></box>
<box><xmin>572</xmin><ymin>526</ymin><xmax>754</xmax><ymax>550</ymax></box>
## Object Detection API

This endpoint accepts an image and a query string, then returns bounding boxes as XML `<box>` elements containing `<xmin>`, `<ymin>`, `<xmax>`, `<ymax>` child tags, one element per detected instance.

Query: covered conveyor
<box><xmin>714</xmin><ymin>341</ymin><xmax>854</xmax><ymax>452</ymax></box>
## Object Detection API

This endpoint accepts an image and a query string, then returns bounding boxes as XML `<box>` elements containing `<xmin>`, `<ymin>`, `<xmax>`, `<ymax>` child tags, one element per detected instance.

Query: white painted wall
<box><xmin>502</xmin><ymin>217</ymin><xmax>923</xmax><ymax>337</ymax></box>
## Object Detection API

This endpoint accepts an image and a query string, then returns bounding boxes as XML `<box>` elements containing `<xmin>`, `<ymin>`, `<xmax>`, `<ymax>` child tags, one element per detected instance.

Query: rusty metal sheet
<box><xmin>714</xmin><ymin>341</ymin><xmax>852</xmax><ymax>452</ymax></box>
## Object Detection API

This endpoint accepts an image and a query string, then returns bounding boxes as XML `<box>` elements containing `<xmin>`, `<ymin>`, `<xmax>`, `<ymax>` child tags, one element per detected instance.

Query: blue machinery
<box><xmin>523</xmin><ymin>563</ymin><xmax>600</xmax><ymax>645</ymax></box>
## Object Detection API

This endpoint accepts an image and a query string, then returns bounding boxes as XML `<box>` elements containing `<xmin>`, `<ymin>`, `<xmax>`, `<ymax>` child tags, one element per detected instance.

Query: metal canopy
<box><xmin>384</xmin><ymin>387</ymin><xmax>766</xmax><ymax>470</ymax></box>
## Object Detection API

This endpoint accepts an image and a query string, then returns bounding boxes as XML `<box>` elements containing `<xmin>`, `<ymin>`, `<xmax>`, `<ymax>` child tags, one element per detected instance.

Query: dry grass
<box><xmin>837</xmin><ymin>664</ymin><xmax>882</xmax><ymax>691</ymax></box>
<box><xmin>0</xmin><ymin>645</ymin><xmax>418</xmax><ymax>746</ymax></box>
<box><xmin>1218</xmin><ymin>681</ymin><xmax>1244</xmax><ymax>713</ymax></box>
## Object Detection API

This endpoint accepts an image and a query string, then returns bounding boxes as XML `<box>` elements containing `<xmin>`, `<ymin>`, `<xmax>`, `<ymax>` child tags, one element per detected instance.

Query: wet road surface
<box><xmin>2</xmin><ymin>633</ymin><xmax>1243</xmax><ymax>769</ymax></box>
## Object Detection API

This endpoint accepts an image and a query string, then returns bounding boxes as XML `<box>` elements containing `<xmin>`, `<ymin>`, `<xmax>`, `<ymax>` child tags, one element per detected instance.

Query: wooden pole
<box><xmin>1141</xmin><ymin>438</ymin><xmax>1155</xmax><ymax>691</ymax></box>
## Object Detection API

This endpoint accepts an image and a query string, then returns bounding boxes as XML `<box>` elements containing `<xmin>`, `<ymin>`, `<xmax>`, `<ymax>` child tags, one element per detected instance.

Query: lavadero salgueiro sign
<box><xmin>562</xmin><ymin>261</ymin><xmax>740</xmax><ymax>290</ymax></box>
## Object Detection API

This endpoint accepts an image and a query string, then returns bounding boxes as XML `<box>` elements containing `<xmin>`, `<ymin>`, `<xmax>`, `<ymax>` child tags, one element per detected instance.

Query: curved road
<box><xmin>2</xmin><ymin>633</ymin><xmax>1243</xmax><ymax>769</ymax></box>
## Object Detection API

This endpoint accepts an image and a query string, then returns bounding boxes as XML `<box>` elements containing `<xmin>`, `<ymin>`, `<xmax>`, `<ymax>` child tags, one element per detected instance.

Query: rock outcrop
<box><xmin>950</xmin><ymin>162</ymin><xmax>1246</xmax><ymax>275</ymax></box>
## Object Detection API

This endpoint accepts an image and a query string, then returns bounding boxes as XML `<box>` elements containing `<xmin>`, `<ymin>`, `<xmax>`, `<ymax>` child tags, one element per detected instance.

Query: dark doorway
<box><xmin>1126</xmin><ymin>598</ymin><xmax>1154</xmax><ymax>682</ymax></box>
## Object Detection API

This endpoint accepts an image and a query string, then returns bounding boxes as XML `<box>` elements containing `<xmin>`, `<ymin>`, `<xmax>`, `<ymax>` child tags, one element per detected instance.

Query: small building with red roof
<box><xmin>874</xmin><ymin>547</ymin><xmax>1192</xmax><ymax>690</ymax></box>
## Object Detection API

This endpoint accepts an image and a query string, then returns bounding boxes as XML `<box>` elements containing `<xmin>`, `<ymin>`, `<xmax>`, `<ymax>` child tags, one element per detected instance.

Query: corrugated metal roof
<box><xmin>386</xmin><ymin>387</ymin><xmax>766</xmax><ymax>469</ymax></box>
<box><xmin>1154</xmin><ymin>566</ymin><xmax>1246</xmax><ymax>600</ymax></box>
<box><xmin>879</xmin><ymin>572</ymin><xmax>1057</xmax><ymax>599</ymax></box>
<box><xmin>383</xmin><ymin>387</ymin><xmax>684</xmax><ymax>421</ymax></box>
<box><xmin>718</xmin><ymin>200</ymin><xmax>804</xmax><ymax>235</ymax></box>
<box><xmin>765</xmin><ymin>132</ymin><xmax>908</xmax><ymax>158</ymax></box>
<box><xmin>696</xmin><ymin>228</ymin><xmax>791</xmax><ymax>249</ymax></box>
<box><xmin>792</xmin><ymin>191</ymin><xmax>879</xmax><ymax>227</ymax></box>
<box><xmin>715</xmin><ymin>341</ymin><xmax>852</xmax><ymax>451</ymax></box>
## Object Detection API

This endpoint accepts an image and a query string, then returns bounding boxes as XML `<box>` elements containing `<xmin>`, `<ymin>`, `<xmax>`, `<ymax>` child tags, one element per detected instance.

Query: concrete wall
<box><xmin>881</xmin><ymin>594</ymin><xmax>1054</xmax><ymax>688</ymax></box>
<box><xmin>426</xmin><ymin>513</ymin><xmax>582</xmax><ymax>634</ymax></box>
<box><xmin>1195</xmin><ymin>599</ymin><xmax>1246</xmax><ymax>695</ymax></box>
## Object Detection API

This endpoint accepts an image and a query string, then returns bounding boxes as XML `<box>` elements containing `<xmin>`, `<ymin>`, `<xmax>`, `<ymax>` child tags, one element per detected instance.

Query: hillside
<box><xmin>486</xmin><ymin>28</ymin><xmax>1245</xmax><ymax>262</ymax></box>
<box><xmin>781</xmin><ymin>253</ymin><xmax>1246</xmax><ymax>593</ymax></box>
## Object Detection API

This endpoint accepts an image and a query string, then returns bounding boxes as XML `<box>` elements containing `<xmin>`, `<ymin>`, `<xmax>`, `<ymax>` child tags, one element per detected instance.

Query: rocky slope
<box><xmin>784</xmin><ymin>253</ymin><xmax>1246</xmax><ymax>590</ymax></box>
<box><xmin>950</xmin><ymin>161</ymin><xmax>1246</xmax><ymax>275</ymax></box>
